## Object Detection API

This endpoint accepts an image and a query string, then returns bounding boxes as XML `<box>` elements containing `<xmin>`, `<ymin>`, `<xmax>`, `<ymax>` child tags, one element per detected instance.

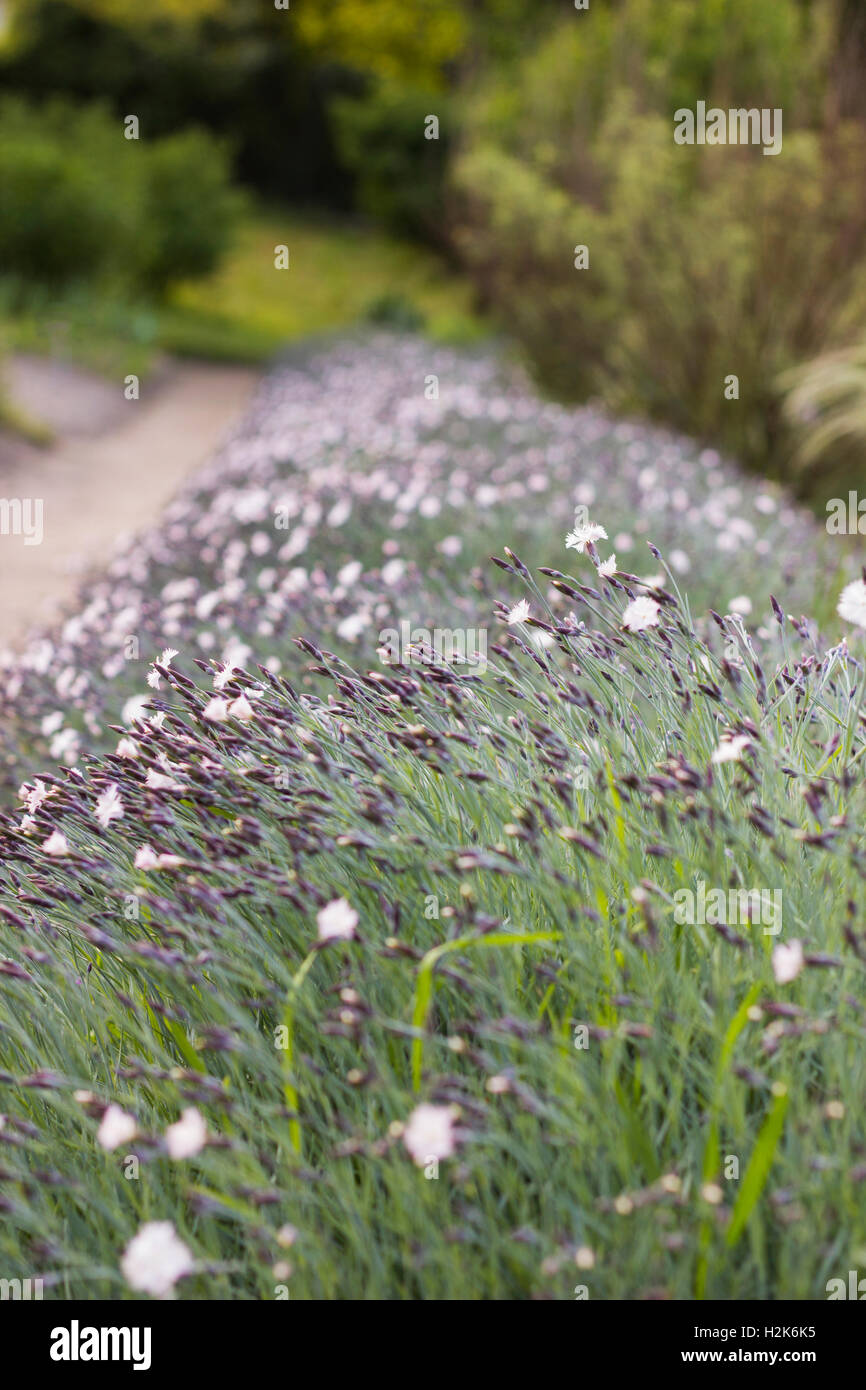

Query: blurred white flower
<box><xmin>95</xmin><ymin>784</ymin><xmax>124</xmax><ymax>829</ymax></box>
<box><xmin>165</xmin><ymin>1108</ymin><xmax>207</xmax><ymax>1160</ymax></box>
<box><xmin>337</xmin><ymin>613</ymin><xmax>370</xmax><ymax>643</ymax></box>
<box><xmin>597</xmin><ymin>554</ymin><xmax>617</xmax><ymax>579</ymax></box>
<box><xmin>437</xmin><ymin>535</ymin><xmax>462</xmax><ymax>558</ymax></box>
<box><xmin>135</xmin><ymin>845</ymin><xmax>184</xmax><ymax>871</ymax></box>
<box><xmin>838</xmin><ymin>579</ymin><xmax>866</xmax><ymax>629</ymax></box>
<box><xmin>228</xmin><ymin>693</ymin><xmax>254</xmax><ymax>723</ymax></box>
<box><xmin>203</xmin><ymin>697</ymin><xmax>229</xmax><ymax>723</ymax></box>
<box><xmin>116</xmin><ymin>737</ymin><xmax>139</xmax><ymax>759</ymax></box>
<box><xmin>161</xmin><ymin>578</ymin><xmax>197</xmax><ymax>603</ymax></box>
<box><xmin>98</xmin><ymin>1104</ymin><xmax>137</xmax><ymax>1152</ymax></box>
<box><xmin>42</xmin><ymin>830</ymin><xmax>69</xmax><ymax>857</ymax></box>
<box><xmin>669</xmin><ymin>549</ymin><xmax>690</xmax><ymax>574</ymax></box>
<box><xmin>145</xmin><ymin>769</ymin><xmax>181</xmax><ymax>792</ymax></box>
<box><xmin>382</xmin><ymin>559</ymin><xmax>406</xmax><ymax>585</ymax></box>
<box><xmin>122</xmin><ymin>695</ymin><xmax>150</xmax><ymax>727</ymax></box>
<box><xmin>403</xmin><ymin>1103</ymin><xmax>458</xmax><ymax>1166</ymax></box>
<box><xmin>121</xmin><ymin>1221</ymin><xmax>193</xmax><ymax>1298</ymax></box>
<box><xmin>337</xmin><ymin>560</ymin><xmax>362</xmax><ymax>587</ymax></box>
<box><xmin>772</xmin><ymin>940</ymin><xmax>804</xmax><ymax>985</ymax></box>
<box><xmin>622</xmin><ymin>596</ymin><xmax>660</xmax><ymax>632</ymax></box>
<box><xmin>711</xmin><ymin>735</ymin><xmax>752</xmax><ymax>765</ymax></box>
<box><xmin>50</xmin><ymin>728</ymin><xmax>80</xmax><ymax>764</ymax></box>
<box><xmin>317</xmin><ymin>898</ymin><xmax>358</xmax><ymax>942</ymax></box>
<box><xmin>728</xmin><ymin>595</ymin><xmax>752</xmax><ymax>616</ymax></box>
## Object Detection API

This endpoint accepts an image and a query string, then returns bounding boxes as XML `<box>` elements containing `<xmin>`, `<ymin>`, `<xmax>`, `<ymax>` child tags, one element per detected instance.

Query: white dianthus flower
<box><xmin>317</xmin><ymin>898</ymin><xmax>358</xmax><ymax>942</ymax></box>
<box><xmin>565</xmin><ymin>521</ymin><xmax>608</xmax><ymax>554</ymax></box>
<box><xmin>121</xmin><ymin>1221</ymin><xmax>194</xmax><ymax>1298</ymax></box>
<box><xmin>838</xmin><ymin>579</ymin><xmax>866</xmax><ymax>629</ymax></box>
<box><xmin>403</xmin><ymin>1103</ymin><xmax>459</xmax><ymax>1166</ymax></box>
<box><xmin>622</xmin><ymin>596</ymin><xmax>660</xmax><ymax>632</ymax></box>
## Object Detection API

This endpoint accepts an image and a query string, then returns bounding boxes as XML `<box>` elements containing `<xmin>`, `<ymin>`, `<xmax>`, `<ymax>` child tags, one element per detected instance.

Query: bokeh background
<box><xmin>1</xmin><ymin>0</ymin><xmax>866</xmax><ymax>500</ymax></box>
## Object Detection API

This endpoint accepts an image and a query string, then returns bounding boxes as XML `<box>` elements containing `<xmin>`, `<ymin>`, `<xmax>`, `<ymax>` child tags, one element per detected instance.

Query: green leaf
<box><xmin>726</xmin><ymin>1087</ymin><xmax>789</xmax><ymax>1249</ymax></box>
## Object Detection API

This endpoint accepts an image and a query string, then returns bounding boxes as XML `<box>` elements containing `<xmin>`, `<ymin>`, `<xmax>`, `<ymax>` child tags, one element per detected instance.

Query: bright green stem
<box><xmin>281</xmin><ymin>949</ymin><xmax>319</xmax><ymax>1156</ymax></box>
<box><xmin>411</xmin><ymin>929</ymin><xmax>562</xmax><ymax>1091</ymax></box>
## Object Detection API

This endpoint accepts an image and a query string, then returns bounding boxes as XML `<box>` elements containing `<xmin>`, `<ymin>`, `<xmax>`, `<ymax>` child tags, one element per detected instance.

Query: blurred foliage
<box><xmin>35</xmin><ymin>0</ymin><xmax>227</xmax><ymax>22</ymax></box>
<box><xmin>0</xmin><ymin>0</ymin><xmax>349</xmax><ymax>205</ymax></box>
<box><xmin>330</xmin><ymin>84</ymin><xmax>451</xmax><ymax>239</ymax></box>
<box><xmin>0</xmin><ymin>0</ymin><xmax>559</xmax><ymax>219</ymax></box>
<box><xmin>0</xmin><ymin>102</ymin><xmax>117</xmax><ymax>285</ymax></box>
<box><xmin>136</xmin><ymin>129</ymin><xmax>246</xmax><ymax>292</ymax></box>
<box><xmin>0</xmin><ymin>97</ymin><xmax>242</xmax><ymax>295</ymax></box>
<box><xmin>451</xmin><ymin>0</ymin><xmax>866</xmax><ymax>493</ymax></box>
<box><xmin>780</xmin><ymin>339</ymin><xmax>866</xmax><ymax>496</ymax></box>
<box><xmin>295</xmin><ymin>0</ymin><xmax>466</xmax><ymax>89</ymax></box>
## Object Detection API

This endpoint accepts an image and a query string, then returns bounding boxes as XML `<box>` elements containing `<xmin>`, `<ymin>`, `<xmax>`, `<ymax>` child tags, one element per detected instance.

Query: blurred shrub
<box><xmin>135</xmin><ymin>130</ymin><xmax>244</xmax><ymax>292</ymax></box>
<box><xmin>0</xmin><ymin>100</ymin><xmax>125</xmax><ymax>287</ymax></box>
<box><xmin>0</xmin><ymin>131</ymin><xmax>113</xmax><ymax>285</ymax></box>
<box><xmin>462</xmin><ymin>1</ymin><xmax>830</xmax><ymax>163</ymax></box>
<box><xmin>451</xmin><ymin>2</ymin><xmax>866</xmax><ymax>482</ymax></box>
<box><xmin>0</xmin><ymin>97</ymin><xmax>240</xmax><ymax>296</ymax></box>
<box><xmin>331</xmin><ymin>84</ymin><xmax>451</xmax><ymax>239</ymax></box>
<box><xmin>362</xmin><ymin>291</ymin><xmax>427</xmax><ymax>333</ymax></box>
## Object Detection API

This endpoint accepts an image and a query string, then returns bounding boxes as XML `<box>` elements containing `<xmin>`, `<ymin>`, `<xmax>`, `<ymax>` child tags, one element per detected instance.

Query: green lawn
<box><xmin>161</xmin><ymin>211</ymin><xmax>488</xmax><ymax>360</ymax></box>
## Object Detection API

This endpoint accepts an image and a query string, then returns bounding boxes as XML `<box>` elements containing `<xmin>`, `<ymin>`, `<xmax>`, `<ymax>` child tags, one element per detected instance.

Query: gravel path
<box><xmin>0</xmin><ymin>355</ymin><xmax>261</xmax><ymax>647</ymax></box>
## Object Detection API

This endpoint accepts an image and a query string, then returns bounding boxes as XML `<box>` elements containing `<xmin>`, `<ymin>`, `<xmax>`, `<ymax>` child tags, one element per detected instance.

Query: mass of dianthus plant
<box><xmin>1</xmin><ymin>530</ymin><xmax>866</xmax><ymax>1300</ymax></box>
